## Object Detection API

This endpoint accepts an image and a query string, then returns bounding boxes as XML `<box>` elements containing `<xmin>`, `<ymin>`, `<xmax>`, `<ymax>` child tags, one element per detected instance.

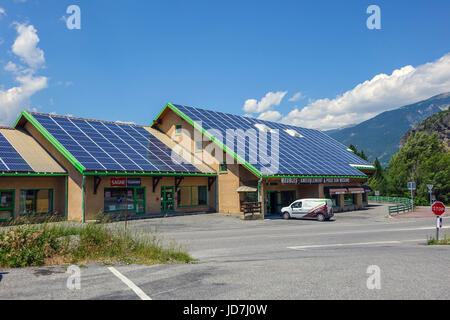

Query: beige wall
<box><xmin>0</xmin><ymin>176</ymin><xmax>65</xmax><ymax>218</ymax></box>
<box><xmin>83</xmin><ymin>175</ymin><xmax>216</xmax><ymax>220</ymax></box>
<box><xmin>24</xmin><ymin>122</ymin><xmax>83</xmax><ymax>221</ymax></box>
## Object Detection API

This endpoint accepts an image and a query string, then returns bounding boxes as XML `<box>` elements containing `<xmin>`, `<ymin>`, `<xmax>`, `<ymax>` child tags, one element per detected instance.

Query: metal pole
<box><xmin>436</xmin><ymin>217</ymin><xmax>439</xmax><ymax>241</ymax></box>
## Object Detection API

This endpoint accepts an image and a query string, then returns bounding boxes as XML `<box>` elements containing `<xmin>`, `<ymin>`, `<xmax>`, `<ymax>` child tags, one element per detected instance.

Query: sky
<box><xmin>0</xmin><ymin>0</ymin><xmax>449</xmax><ymax>130</ymax></box>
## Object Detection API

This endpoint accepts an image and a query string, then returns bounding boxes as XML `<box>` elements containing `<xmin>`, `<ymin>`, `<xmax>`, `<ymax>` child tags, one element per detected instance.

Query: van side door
<box><xmin>290</xmin><ymin>201</ymin><xmax>304</xmax><ymax>218</ymax></box>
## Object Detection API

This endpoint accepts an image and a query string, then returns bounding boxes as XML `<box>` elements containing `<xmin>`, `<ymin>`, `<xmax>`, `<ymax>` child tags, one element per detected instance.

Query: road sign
<box><xmin>437</xmin><ymin>217</ymin><xmax>442</xmax><ymax>229</ymax></box>
<box><xmin>432</xmin><ymin>201</ymin><xmax>446</xmax><ymax>216</ymax></box>
<box><xmin>407</xmin><ymin>182</ymin><xmax>416</xmax><ymax>190</ymax></box>
<box><xmin>427</xmin><ymin>184</ymin><xmax>434</xmax><ymax>192</ymax></box>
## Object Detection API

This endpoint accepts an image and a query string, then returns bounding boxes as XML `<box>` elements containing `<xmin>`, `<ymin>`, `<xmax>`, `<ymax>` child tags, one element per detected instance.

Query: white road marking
<box><xmin>287</xmin><ymin>239</ymin><xmax>425</xmax><ymax>250</ymax></box>
<box><xmin>108</xmin><ymin>267</ymin><xmax>152</xmax><ymax>300</ymax></box>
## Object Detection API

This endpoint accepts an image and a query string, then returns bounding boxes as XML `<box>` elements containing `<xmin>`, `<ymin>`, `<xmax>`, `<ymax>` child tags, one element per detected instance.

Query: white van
<box><xmin>281</xmin><ymin>198</ymin><xmax>334</xmax><ymax>221</ymax></box>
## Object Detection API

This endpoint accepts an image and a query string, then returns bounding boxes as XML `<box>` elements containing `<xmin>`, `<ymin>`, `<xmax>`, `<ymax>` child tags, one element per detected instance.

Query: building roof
<box><xmin>14</xmin><ymin>111</ymin><xmax>214</xmax><ymax>176</ymax></box>
<box><xmin>153</xmin><ymin>103</ymin><xmax>374</xmax><ymax>178</ymax></box>
<box><xmin>0</xmin><ymin>128</ymin><xmax>66</xmax><ymax>174</ymax></box>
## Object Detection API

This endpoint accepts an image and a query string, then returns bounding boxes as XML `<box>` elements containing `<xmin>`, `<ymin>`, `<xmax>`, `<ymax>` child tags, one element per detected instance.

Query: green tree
<box><xmin>368</xmin><ymin>157</ymin><xmax>387</xmax><ymax>194</ymax></box>
<box><xmin>386</xmin><ymin>132</ymin><xmax>450</xmax><ymax>205</ymax></box>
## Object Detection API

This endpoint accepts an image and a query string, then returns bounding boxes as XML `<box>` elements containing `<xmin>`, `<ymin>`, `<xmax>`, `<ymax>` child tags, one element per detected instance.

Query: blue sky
<box><xmin>0</xmin><ymin>0</ymin><xmax>449</xmax><ymax>129</ymax></box>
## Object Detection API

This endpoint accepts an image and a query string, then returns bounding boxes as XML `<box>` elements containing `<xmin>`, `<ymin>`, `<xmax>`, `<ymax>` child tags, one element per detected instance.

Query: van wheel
<box><xmin>317</xmin><ymin>214</ymin><xmax>325</xmax><ymax>222</ymax></box>
<box><xmin>282</xmin><ymin>212</ymin><xmax>290</xmax><ymax>220</ymax></box>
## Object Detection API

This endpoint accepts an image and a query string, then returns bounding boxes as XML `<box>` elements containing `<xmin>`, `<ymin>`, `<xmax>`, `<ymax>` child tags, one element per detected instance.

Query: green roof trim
<box><xmin>15</xmin><ymin>111</ymin><xmax>86</xmax><ymax>173</ymax></box>
<box><xmin>262</xmin><ymin>174</ymin><xmax>367</xmax><ymax>179</ymax></box>
<box><xmin>0</xmin><ymin>172</ymin><xmax>68</xmax><ymax>177</ymax></box>
<box><xmin>82</xmin><ymin>171</ymin><xmax>217</xmax><ymax>177</ymax></box>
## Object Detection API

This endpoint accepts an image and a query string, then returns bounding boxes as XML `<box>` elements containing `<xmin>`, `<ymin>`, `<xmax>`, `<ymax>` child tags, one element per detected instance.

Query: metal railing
<box><xmin>368</xmin><ymin>196</ymin><xmax>414</xmax><ymax>215</ymax></box>
<box><xmin>388</xmin><ymin>203</ymin><xmax>414</xmax><ymax>215</ymax></box>
<box><xmin>368</xmin><ymin>196</ymin><xmax>413</xmax><ymax>205</ymax></box>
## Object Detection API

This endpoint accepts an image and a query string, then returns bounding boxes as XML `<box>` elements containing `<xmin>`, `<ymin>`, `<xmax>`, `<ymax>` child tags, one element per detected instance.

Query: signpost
<box><xmin>432</xmin><ymin>201</ymin><xmax>446</xmax><ymax>241</ymax></box>
<box><xmin>426</xmin><ymin>184</ymin><xmax>434</xmax><ymax>205</ymax></box>
<box><xmin>407</xmin><ymin>182</ymin><xmax>416</xmax><ymax>206</ymax></box>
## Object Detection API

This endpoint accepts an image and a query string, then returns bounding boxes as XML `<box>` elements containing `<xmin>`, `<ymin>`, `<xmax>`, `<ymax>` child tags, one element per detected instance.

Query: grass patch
<box><xmin>0</xmin><ymin>223</ymin><xmax>193</xmax><ymax>268</ymax></box>
<box><xmin>427</xmin><ymin>236</ymin><xmax>450</xmax><ymax>245</ymax></box>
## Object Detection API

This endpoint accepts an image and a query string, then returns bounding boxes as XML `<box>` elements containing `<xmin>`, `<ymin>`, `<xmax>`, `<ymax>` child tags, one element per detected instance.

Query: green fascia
<box><xmin>15</xmin><ymin>111</ymin><xmax>86</xmax><ymax>173</ymax></box>
<box><xmin>157</xmin><ymin>103</ymin><xmax>262</xmax><ymax>178</ymax></box>
<box><xmin>82</xmin><ymin>171</ymin><xmax>216</xmax><ymax>177</ymax></box>
<box><xmin>262</xmin><ymin>174</ymin><xmax>367</xmax><ymax>179</ymax></box>
<box><xmin>0</xmin><ymin>172</ymin><xmax>68</xmax><ymax>177</ymax></box>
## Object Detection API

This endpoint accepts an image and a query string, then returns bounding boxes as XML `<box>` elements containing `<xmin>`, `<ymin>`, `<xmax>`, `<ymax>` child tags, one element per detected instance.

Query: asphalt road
<box><xmin>1</xmin><ymin>204</ymin><xmax>449</xmax><ymax>300</ymax></box>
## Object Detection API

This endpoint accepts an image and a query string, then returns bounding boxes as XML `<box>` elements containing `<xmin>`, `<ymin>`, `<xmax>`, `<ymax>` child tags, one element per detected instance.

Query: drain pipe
<box><xmin>82</xmin><ymin>175</ymin><xmax>86</xmax><ymax>223</ymax></box>
<box><xmin>257</xmin><ymin>177</ymin><xmax>263</xmax><ymax>215</ymax></box>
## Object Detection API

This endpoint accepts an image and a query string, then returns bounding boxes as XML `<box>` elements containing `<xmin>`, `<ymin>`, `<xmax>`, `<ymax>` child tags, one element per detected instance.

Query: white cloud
<box><xmin>257</xmin><ymin>110</ymin><xmax>282</xmax><ymax>122</ymax></box>
<box><xmin>0</xmin><ymin>74</ymin><xmax>48</xmax><ymax>124</ymax></box>
<box><xmin>282</xmin><ymin>53</ymin><xmax>450</xmax><ymax>130</ymax></box>
<box><xmin>243</xmin><ymin>91</ymin><xmax>287</xmax><ymax>113</ymax></box>
<box><xmin>12</xmin><ymin>23</ymin><xmax>45</xmax><ymax>71</ymax></box>
<box><xmin>0</xmin><ymin>8</ymin><xmax>6</xmax><ymax>17</ymax></box>
<box><xmin>288</xmin><ymin>92</ymin><xmax>303</xmax><ymax>102</ymax></box>
<box><xmin>0</xmin><ymin>23</ymin><xmax>48</xmax><ymax>125</ymax></box>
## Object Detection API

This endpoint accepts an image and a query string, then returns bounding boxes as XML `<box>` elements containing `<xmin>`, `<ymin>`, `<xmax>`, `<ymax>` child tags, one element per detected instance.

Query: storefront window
<box><xmin>344</xmin><ymin>193</ymin><xmax>357</xmax><ymax>206</ymax></box>
<box><xmin>104</xmin><ymin>188</ymin><xmax>135</xmax><ymax>212</ymax></box>
<box><xmin>0</xmin><ymin>190</ymin><xmax>14</xmax><ymax>220</ymax></box>
<box><xmin>20</xmin><ymin>189</ymin><xmax>53</xmax><ymax>215</ymax></box>
<box><xmin>177</xmin><ymin>186</ymin><xmax>208</xmax><ymax>207</ymax></box>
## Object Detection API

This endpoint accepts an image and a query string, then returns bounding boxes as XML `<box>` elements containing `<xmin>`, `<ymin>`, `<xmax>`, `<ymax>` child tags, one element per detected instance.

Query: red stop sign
<box><xmin>432</xmin><ymin>201</ymin><xmax>446</xmax><ymax>216</ymax></box>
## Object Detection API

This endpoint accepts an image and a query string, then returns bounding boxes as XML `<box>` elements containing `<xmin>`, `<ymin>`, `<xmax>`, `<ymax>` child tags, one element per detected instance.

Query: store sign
<box><xmin>127</xmin><ymin>178</ymin><xmax>142</xmax><ymax>187</ymax></box>
<box><xmin>281</xmin><ymin>177</ymin><xmax>350</xmax><ymax>184</ymax></box>
<box><xmin>111</xmin><ymin>177</ymin><xmax>126</xmax><ymax>187</ymax></box>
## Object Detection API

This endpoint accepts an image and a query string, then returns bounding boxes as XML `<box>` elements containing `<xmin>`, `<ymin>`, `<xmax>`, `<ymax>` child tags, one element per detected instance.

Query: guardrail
<box><xmin>388</xmin><ymin>203</ymin><xmax>414</xmax><ymax>215</ymax></box>
<box><xmin>368</xmin><ymin>196</ymin><xmax>413</xmax><ymax>205</ymax></box>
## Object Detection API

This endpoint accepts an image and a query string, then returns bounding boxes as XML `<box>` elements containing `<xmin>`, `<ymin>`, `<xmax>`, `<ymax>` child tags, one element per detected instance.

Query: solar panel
<box><xmin>172</xmin><ymin>104</ymin><xmax>370</xmax><ymax>176</ymax></box>
<box><xmin>31</xmin><ymin>114</ymin><xmax>200</xmax><ymax>173</ymax></box>
<box><xmin>0</xmin><ymin>132</ymin><xmax>33</xmax><ymax>172</ymax></box>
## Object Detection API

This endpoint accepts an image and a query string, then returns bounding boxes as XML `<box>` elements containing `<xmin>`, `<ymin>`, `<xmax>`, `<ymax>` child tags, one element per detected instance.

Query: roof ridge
<box><xmin>172</xmin><ymin>104</ymin><xmax>319</xmax><ymax>132</ymax></box>
<box><xmin>28</xmin><ymin>111</ymin><xmax>148</xmax><ymax>128</ymax></box>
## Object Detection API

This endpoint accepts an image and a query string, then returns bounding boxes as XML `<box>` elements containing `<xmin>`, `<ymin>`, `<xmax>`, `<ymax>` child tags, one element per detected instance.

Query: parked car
<box><xmin>281</xmin><ymin>198</ymin><xmax>334</xmax><ymax>221</ymax></box>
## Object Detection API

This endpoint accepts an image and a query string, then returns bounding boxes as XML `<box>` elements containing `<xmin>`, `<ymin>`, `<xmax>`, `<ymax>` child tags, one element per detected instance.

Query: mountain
<box><xmin>400</xmin><ymin>109</ymin><xmax>450</xmax><ymax>150</ymax></box>
<box><xmin>326</xmin><ymin>93</ymin><xmax>450</xmax><ymax>166</ymax></box>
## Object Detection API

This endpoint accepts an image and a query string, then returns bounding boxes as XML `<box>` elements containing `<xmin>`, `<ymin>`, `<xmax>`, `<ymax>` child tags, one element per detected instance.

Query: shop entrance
<box><xmin>161</xmin><ymin>186</ymin><xmax>175</xmax><ymax>212</ymax></box>
<box><xmin>266</xmin><ymin>190</ymin><xmax>296</xmax><ymax>216</ymax></box>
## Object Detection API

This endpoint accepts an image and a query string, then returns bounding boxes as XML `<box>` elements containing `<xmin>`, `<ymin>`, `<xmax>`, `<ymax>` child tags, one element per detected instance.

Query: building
<box><xmin>0</xmin><ymin>104</ymin><xmax>374</xmax><ymax>222</ymax></box>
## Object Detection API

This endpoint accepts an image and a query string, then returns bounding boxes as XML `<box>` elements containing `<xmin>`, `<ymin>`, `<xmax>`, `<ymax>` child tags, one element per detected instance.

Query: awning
<box><xmin>237</xmin><ymin>186</ymin><xmax>257</xmax><ymax>192</ymax></box>
<box><xmin>328</xmin><ymin>188</ymin><xmax>348</xmax><ymax>195</ymax></box>
<box><xmin>348</xmin><ymin>187</ymin><xmax>365</xmax><ymax>194</ymax></box>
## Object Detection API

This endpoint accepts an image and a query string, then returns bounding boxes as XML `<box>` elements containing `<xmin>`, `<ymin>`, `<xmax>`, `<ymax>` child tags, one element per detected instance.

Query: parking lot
<box><xmin>1</xmin><ymin>204</ymin><xmax>449</xmax><ymax>300</ymax></box>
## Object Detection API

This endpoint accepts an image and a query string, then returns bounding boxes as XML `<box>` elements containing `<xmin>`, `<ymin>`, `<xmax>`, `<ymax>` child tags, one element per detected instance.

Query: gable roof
<box><xmin>153</xmin><ymin>103</ymin><xmax>373</xmax><ymax>178</ymax></box>
<box><xmin>14</xmin><ymin>111</ymin><xmax>215</xmax><ymax>176</ymax></box>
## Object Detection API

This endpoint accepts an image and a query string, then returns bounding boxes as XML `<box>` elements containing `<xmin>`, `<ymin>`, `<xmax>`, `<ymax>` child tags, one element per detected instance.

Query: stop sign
<box><xmin>432</xmin><ymin>201</ymin><xmax>446</xmax><ymax>216</ymax></box>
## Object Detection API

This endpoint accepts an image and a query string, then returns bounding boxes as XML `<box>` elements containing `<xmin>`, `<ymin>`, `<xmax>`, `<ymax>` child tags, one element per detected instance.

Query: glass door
<box><xmin>161</xmin><ymin>186</ymin><xmax>175</xmax><ymax>212</ymax></box>
<box><xmin>135</xmin><ymin>187</ymin><xmax>146</xmax><ymax>214</ymax></box>
<box><xmin>0</xmin><ymin>190</ymin><xmax>14</xmax><ymax>221</ymax></box>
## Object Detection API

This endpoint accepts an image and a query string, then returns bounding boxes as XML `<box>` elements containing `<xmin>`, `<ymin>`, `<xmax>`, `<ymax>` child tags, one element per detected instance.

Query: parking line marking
<box><xmin>287</xmin><ymin>239</ymin><xmax>424</xmax><ymax>250</ymax></box>
<box><xmin>108</xmin><ymin>267</ymin><xmax>152</xmax><ymax>300</ymax></box>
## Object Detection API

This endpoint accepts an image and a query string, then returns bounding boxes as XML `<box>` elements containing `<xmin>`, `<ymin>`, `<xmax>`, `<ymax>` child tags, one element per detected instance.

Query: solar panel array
<box><xmin>0</xmin><ymin>132</ymin><xmax>33</xmax><ymax>172</ymax></box>
<box><xmin>173</xmin><ymin>104</ymin><xmax>370</xmax><ymax>176</ymax></box>
<box><xmin>31</xmin><ymin>113</ymin><xmax>200</xmax><ymax>173</ymax></box>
